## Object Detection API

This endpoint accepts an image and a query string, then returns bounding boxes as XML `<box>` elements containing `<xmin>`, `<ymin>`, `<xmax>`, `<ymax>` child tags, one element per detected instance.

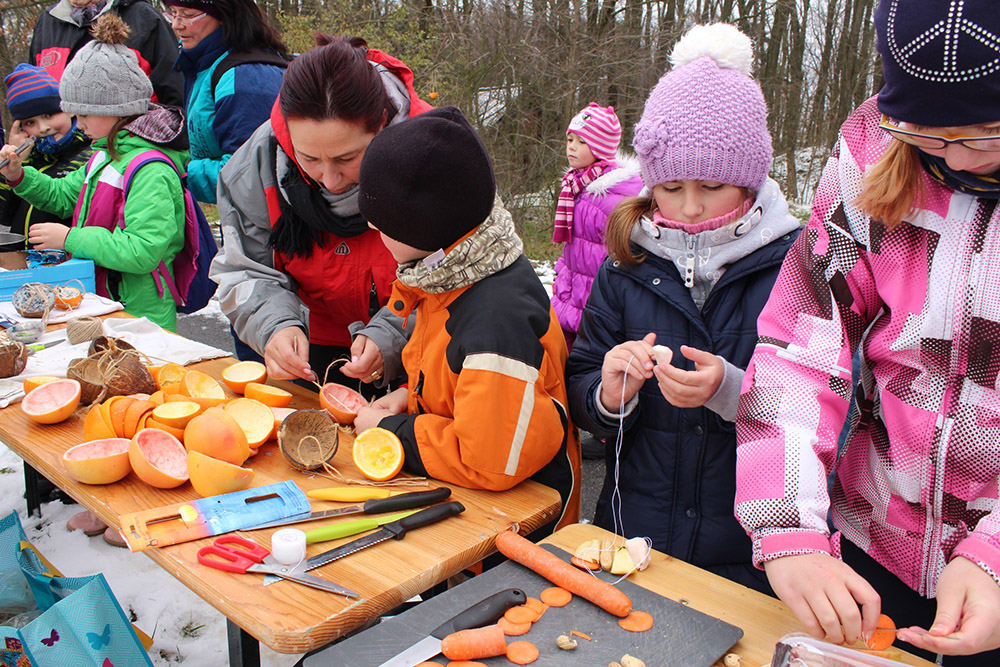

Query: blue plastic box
<box><xmin>0</xmin><ymin>253</ymin><xmax>96</xmax><ymax>303</ymax></box>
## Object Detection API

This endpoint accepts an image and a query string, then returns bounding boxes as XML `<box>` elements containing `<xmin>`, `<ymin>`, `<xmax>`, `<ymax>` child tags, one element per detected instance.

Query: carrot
<box><xmin>570</xmin><ymin>630</ymin><xmax>591</xmax><ymax>641</ymax></box>
<box><xmin>498</xmin><ymin>616</ymin><xmax>532</xmax><ymax>636</ymax></box>
<box><xmin>524</xmin><ymin>597</ymin><xmax>548</xmax><ymax>614</ymax></box>
<box><xmin>506</xmin><ymin>640</ymin><xmax>540</xmax><ymax>665</ymax></box>
<box><xmin>504</xmin><ymin>605</ymin><xmax>540</xmax><ymax>625</ymax></box>
<box><xmin>415</xmin><ymin>663</ymin><xmax>445</xmax><ymax>666</ymax></box>
<box><xmin>540</xmin><ymin>586</ymin><xmax>572</xmax><ymax>607</ymax></box>
<box><xmin>495</xmin><ymin>530</ymin><xmax>632</xmax><ymax>617</ymax></box>
<box><xmin>570</xmin><ymin>556</ymin><xmax>601</xmax><ymax>571</ymax></box>
<box><xmin>617</xmin><ymin>610</ymin><xmax>654</xmax><ymax>632</ymax></box>
<box><xmin>446</xmin><ymin>662</ymin><xmax>488</xmax><ymax>667</ymax></box>
<box><xmin>440</xmin><ymin>624</ymin><xmax>507</xmax><ymax>661</ymax></box>
<box><xmin>866</xmin><ymin>613</ymin><xmax>896</xmax><ymax>651</ymax></box>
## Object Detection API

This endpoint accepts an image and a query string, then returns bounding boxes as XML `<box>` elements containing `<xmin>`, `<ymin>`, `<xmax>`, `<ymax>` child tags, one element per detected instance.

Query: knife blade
<box><xmin>249</xmin><ymin>561</ymin><xmax>361</xmax><ymax>598</ymax></box>
<box><xmin>248</xmin><ymin>487</ymin><xmax>452</xmax><ymax>530</ymax></box>
<box><xmin>261</xmin><ymin>501</ymin><xmax>465</xmax><ymax>585</ymax></box>
<box><xmin>373</xmin><ymin>588</ymin><xmax>527</xmax><ymax>667</ymax></box>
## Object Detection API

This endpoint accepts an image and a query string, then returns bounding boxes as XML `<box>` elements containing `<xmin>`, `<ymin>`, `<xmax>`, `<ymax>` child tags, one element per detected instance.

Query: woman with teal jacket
<box><xmin>165</xmin><ymin>0</ymin><xmax>287</xmax><ymax>204</ymax></box>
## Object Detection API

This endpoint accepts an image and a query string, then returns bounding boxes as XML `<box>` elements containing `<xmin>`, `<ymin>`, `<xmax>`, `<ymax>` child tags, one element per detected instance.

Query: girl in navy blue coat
<box><xmin>566</xmin><ymin>23</ymin><xmax>799</xmax><ymax>594</ymax></box>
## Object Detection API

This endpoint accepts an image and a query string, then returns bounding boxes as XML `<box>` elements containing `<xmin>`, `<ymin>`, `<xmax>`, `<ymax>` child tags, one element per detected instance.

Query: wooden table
<box><xmin>544</xmin><ymin>524</ymin><xmax>938</xmax><ymax>667</ymax></box>
<box><xmin>0</xmin><ymin>334</ymin><xmax>561</xmax><ymax>666</ymax></box>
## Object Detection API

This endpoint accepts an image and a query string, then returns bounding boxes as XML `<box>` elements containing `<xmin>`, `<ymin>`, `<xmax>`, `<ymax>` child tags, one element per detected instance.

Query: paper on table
<box><xmin>0</xmin><ymin>317</ymin><xmax>230</xmax><ymax>407</ymax></box>
<box><xmin>0</xmin><ymin>292</ymin><xmax>123</xmax><ymax>324</ymax></box>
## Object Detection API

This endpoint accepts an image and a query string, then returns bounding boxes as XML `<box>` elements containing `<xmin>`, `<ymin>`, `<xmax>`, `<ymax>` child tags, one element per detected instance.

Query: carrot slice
<box><xmin>498</xmin><ymin>616</ymin><xmax>532</xmax><ymax>636</ymax></box>
<box><xmin>416</xmin><ymin>663</ymin><xmax>445</xmax><ymax>666</ymax></box>
<box><xmin>440</xmin><ymin>624</ymin><xmax>507</xmax><ymax>661</ymax></box>
<box><xmin>617</xmin><ymin>610</ymin><xmax>654</xmax><ymax>632</ymax></box>
<box><xmin>540</xmin><ymin>586</ymin><xmax>573</xmax><ymax>607</ymax></box>
<box><xmin>570</xmin><ymin>556</ymin><xmax>601</xmax><ymax>571</ymax></box>
<box><xmin>495</xmin><ymin>531</ymin><xmax>632</xmax><ymax>617</ymax></box>
<box><xmin>570</xmin><ymin>630</ymin><xmax>592</xmax><ymax>641</ymax></box>
<box><xmin>524</xmin><ymin>597</ymin><xmax>548</xmax><ymax>614</ymax></box>
<box><xmin>446</xmin><ymin>662</ymin><xmax>488</xmax><ymax>667</ymax></box>
<box><xmin>866</xmin><ymin>613</ymin><xmax>896</xmax><ymax>651</ymax></box>
<box><xmin>506</xmin><ymin>640</ymin><xmax>540</xmax><ymax>665</ymax></box>
<box><xmin>504</xmin><ymin>605</ymin><xmax>540</xmax><ymax>625</ymax></box>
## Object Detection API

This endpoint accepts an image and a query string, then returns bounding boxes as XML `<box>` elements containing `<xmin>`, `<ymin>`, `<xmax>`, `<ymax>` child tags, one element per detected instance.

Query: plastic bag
<box><xmin>771</xmin><ymin>633</ymin><xmax>905</xmax><ymax>666</ymax></box>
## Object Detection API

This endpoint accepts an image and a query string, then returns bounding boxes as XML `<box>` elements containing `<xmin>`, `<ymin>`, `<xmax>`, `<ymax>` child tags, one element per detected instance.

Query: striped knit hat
<box><xmin>567</xmin><ymin>103</ymin><xmax>621</xmax><ymax>161</ymax></box>
<box><xmin>4</xmin><ymin>64</ymin><xmax>62</xmax><ymax>121</ymax></box>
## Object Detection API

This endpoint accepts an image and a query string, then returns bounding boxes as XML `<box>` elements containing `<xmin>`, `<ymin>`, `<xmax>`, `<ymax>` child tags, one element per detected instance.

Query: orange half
<box><xmin>244</xmin><ymin>382</ymin><xmax>292</xmax><ymax>408</ymax></box>
<box><xmin>352</xmin><ymin>427</ymin><xmax>404</xmax><ymax>482</ymax></box>
<box><xmin>221</xmin><ymin>361</ymin><xmax>267</xmax><ymax>395</ymax></box>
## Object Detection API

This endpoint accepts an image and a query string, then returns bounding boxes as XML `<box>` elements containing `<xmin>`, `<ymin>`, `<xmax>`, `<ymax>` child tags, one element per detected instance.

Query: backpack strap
<box><xmin>121</xmin><ymin>149</ymin><xmax>188</xmax><ymax>306</ymax></box>
<box><xmin>210</xmin><ymin>49</ymin><xmax>291</xmax><ymax>99</ymax></box>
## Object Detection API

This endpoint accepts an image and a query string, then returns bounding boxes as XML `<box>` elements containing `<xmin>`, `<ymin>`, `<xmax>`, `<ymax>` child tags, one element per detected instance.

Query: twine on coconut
<box><xmin>66</xmin><ymin>315</ymin><xmax>104</xmax><ymax>344</ymax></box>
<box><xmin>82</xmin><ymin>346</ymin><xmax>155</xmax><ymax>403</ymax></box>
<box><xmin>13</xmin><ymin>283</ymin><xmax>54</xmax><ymax>322</ymax></box>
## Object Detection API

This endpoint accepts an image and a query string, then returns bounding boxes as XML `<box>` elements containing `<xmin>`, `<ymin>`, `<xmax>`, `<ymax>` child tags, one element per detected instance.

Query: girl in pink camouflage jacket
<box><xmin>735</xmin><ymin>1</ymin><xmax>1000</xmax><ymax>663</ymax></box>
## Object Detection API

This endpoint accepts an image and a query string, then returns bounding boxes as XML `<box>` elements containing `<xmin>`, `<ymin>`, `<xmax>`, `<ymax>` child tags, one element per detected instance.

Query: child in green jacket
<box><xmin>0</xmin><ymin>14</ymin><xmax>187</xmax><ymax>331</ymax></box>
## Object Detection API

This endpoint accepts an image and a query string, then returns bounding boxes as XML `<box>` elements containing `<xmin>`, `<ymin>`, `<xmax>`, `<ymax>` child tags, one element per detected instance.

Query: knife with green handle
<box><xmin>247</xmin><ymin>487</ymin><xmax>452</xmax><ymax>530</ymax></box>
<box><xmin>304</xmin><ymin>509</ymin><xmax>418</xmax><ymax>543</ymax></box>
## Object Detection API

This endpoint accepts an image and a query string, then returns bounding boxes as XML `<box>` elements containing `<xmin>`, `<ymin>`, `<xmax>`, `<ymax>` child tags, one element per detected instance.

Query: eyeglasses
<box><xmin>162</xmin><ymin>10</ymin><xmax>208</xmax><ymax>26</ymax></box>
<box><xmin>879</xmin><ymin>114</ymin><xmax>1000</xmax><ymax>152</ymax></box>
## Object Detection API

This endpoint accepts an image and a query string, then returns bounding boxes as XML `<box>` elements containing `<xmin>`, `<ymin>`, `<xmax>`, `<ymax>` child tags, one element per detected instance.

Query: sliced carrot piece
<box><xmin>445</xmin><ymin>662</ymin><xmax>488</xmax><ymax>667</ymax></box>
<box><xmin>506</xmin><ymin>640</ymin><xmax>539</xmax><ymax>665</ymax></box>
<box><xmin>497</xmin><ymin>616</ymin><xmax>532</xmax><ymax>636</ymax></box>
<box><xmin>540</xmin><ymin>586</ymin><xmax>572</xmax><ymax>607</ymax></box>
<box><xmin>440</xmin><ymin>624</ymin><xmax>507</xmax><ymax>661</ymax></box>
<box><xmin>524</xmin><ymin>597</ymin><xmax>548</xmax><ymax>614</ymax></box>
<box><xmin>866</xmin><ymin>613</ymin><xmax>896</xmax><ymax>651</ymax></box>
<box><xmin>617</xmin><ymin>609</ymin><xmax>654</xmax><ymax>632</ymax></box>
<box><xmin>503</xmin><ymin>605</ymin><xmax>539</xmax><ymax>625</ymax></box>
<box><xmin>570</xmin><ymin>630</ymin><xmax>592</xmax><ymax>641</ymax></box>
<box><xmin>415</xmin><ymin>663</ymin><xmax>445</xmax><ymax>666</ymax></box>
<box><xmin>570</xmin><ymin>556</ymin><xmax>601</xmax><ymax>571</ymax></box>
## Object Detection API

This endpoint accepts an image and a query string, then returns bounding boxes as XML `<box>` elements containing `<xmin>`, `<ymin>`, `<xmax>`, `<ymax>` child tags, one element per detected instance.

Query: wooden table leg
<box><xmin>23</xmin><ymin>463</ymin><xmax>42</xmax><ymax>518</ymax></box>
<box><xmin>227</xmin><ymin>619</ymin><xmax>260</xmax><ymax>667</ymax></box>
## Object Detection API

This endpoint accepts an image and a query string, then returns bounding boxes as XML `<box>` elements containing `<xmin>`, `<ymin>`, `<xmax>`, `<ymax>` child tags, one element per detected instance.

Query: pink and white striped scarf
<box><xmin>553</xmin><ymin>160</ymin><xmax>613</xmax><ymax>243</ymax></box>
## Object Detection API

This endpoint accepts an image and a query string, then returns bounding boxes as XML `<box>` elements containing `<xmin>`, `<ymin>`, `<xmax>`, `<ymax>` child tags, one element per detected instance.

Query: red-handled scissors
<box><xmin>197</xmin><ymin>535</ymin><xmax>270</xmax><ymax>573</ymax></box>
<box><xmin>195</xmin><ymin>534</ymin><xmax>359</xmax><ymax>597</ymax></box>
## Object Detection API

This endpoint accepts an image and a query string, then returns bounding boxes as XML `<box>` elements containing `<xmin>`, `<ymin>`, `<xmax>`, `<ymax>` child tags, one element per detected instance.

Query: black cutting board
<box><xmin>303</xmin><ymin>544</ymin><xmax>743</xmax><ymax>666</ymax></box>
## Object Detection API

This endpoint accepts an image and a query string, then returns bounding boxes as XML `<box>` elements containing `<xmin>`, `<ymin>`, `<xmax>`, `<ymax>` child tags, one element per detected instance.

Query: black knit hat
<box><xmin>359</xmin><ymin>106</ymin><xmax>496</xmax><ymax>252</ymax></box>
<box><xmin>876</xmin><ymin>0</ymin><xmax>1000</xmax><ymax>127</ymax></box>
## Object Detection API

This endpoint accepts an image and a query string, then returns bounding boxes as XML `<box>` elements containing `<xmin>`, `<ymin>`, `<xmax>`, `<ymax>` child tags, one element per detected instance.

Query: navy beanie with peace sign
<box><xmin>876</xmin><ymin>0</ymin><xmax>1000</xmax><ymax>127</ymax></box>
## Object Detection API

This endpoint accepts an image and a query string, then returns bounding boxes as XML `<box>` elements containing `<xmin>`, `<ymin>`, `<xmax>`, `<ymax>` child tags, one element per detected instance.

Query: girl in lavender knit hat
<box><xmin>565</xmin><ymin>22</ymin><xmax>800</xmax><ymax>594</ymax></box>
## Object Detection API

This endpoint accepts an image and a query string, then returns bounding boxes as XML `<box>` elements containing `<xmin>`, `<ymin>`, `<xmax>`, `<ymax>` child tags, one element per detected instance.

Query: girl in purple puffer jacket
<box><xmin>552</xmin><ymin>103</ymin><xmax>642</xmax><ymax>350</ymax></box>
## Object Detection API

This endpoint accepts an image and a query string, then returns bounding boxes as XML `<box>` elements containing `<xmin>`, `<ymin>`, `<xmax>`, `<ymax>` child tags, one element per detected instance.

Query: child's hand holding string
<box><xmin>355</xmin><ymin>387</ymin><xmax>407</xmax><ymax>432</ymax></box>
<box><xmin>599</xmin><ymin>332</ymin><xmax>656</xmax><ymax>412</ymax></box>
<box><xmin>653</xmin><ymin>344</ymin><xmax>724</xmax><ymax>408</ymax></box>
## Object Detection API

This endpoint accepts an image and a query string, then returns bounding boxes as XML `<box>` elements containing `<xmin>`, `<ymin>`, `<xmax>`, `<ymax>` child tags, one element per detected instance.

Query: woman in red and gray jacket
<box><xmin>210</xmin><ymin>35</ymin><xmax>432</xmax><ymax>388</ymax></box>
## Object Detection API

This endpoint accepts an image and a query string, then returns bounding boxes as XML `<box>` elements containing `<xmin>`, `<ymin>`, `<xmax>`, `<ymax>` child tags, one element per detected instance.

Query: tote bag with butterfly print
<box><xmin>0</xmin><ymin>511</ymin><xmax>152</xmax><ymax>666</ymax></box>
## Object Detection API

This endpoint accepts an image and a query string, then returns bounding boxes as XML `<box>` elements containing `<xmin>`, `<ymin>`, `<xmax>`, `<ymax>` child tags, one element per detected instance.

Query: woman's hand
<box><xmin>897</xmin><ymin>556</ymin><xmax>1000</xmax><ymax>655</ymax></box>
<box><xmin>599</xmin><ymin>332</ymin><xmax>656</xmax><ymax>413</ymax></box>
<box><xmin>263</xmin><ymin>326</ymin><xmax>315</xmax><ymax>382</ymax></box>
<box><xmin>354</xmin><ymin>387</ymin><xmax>408</xmax><ymax>431</ymax></box>
<box><xmin>763</xmin><ymin>552</ymin><xmax>881</xmax><ymax>646</ymax></box>
<box><xmin>341</xmin><ymin>335</ymin><xmax>385</xmax><ymax>383</ymax></box>
<box><xmin>0</xmin><ymin>144</ymin><xmax>25</xmax><ymax>183</ymax></box>
<box><xmin>27</xmin><ymin>223</ymin><xmax>70</xmax><ymax>250</ymax></box>
<box><xmin>653</xmin><ymin>345</ymin><xmax>725</xmax><ymax>408</ymax></box>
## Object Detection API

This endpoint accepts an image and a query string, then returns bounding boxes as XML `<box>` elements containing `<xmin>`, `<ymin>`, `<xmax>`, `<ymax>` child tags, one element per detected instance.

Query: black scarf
<box><xmin>267</xmin><ymin>138</ymin><xmax>369</xmax><ymax>259</ymax></box>
<box><xmin>918</xmin><ymin>151</ymin><xmax>1000</xmax><ymax>200</ymax></box>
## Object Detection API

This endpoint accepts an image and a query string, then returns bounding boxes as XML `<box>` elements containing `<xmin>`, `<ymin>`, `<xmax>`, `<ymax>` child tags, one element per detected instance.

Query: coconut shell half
<box><xmin>0</xmin><ymin>341</ymin><xmax>28</xmax><ymax>378</ymax></box>
<box><xmin>103</xmin><ymin>355</ymin><xmax>156</xmax><ymax>397</ymax></box>
<box><xmin>67</xmin><ymin>357</ymin><xmax>105</xmax><ymax>405</ymax></box>
<box><xmin>278</xmin><ymin>409</ymin><xmax>339</xmax><ymax>470</ymax></box>
<box><xmin>88</xmin><ymin>335</ymin><xmax>136</xmax><ymax>358</ymax></box>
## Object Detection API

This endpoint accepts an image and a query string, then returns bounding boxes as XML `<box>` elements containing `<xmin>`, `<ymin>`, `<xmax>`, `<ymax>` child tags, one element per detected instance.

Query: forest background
<box><xmin>0</xmin><ymin>0</ymin><xmax>883</xmax><ymax>258</ymax></box>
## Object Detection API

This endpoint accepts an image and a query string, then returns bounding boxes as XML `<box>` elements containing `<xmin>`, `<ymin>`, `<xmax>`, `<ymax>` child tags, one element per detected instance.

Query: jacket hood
<box><xmin>584</xmin><ymin>152</ymin><xmax>641</xmax><ymax>196</ymax></box>
<box><xmin>98</xmin><ymin>122</ymin><xmax>189</xmax><ymax>173</ymax></box>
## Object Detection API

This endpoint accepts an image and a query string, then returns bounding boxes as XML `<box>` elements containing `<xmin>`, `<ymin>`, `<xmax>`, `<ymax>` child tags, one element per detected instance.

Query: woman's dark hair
<box><xmin>279</xmin><ymin>35</ymin><xmax>395</xmax><ymax>133</ymax></box>
<box><xmin>172</xmin><ymin>0</ymin><xmax>287</xmax><ymax>53</ymax></box>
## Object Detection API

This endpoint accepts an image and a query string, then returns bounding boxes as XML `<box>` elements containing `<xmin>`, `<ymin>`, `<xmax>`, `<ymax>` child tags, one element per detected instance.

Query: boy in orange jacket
<box><xmin>353</xmin><ymin>106</ymin><xmax>580</xmax><ymax>533</ymax></box>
